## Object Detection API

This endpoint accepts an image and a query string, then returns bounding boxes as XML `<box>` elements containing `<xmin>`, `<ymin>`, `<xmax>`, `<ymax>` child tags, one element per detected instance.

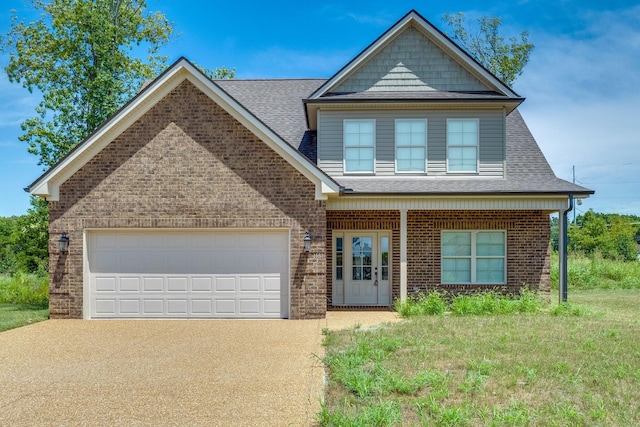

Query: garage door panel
<box><xmin>264</xmin><ymin>299</ymin><xmax>281</xmax><ymax>314</ymax></box>
<box><xmin>264</xmin><ymin>276</ymin><xmax>281</xmax><ymax>292</ymax></box>
<box><xmin>143</xmin><ymin>299</ymin><xmax>164</xmax><ymax>315</ymax></box>
<box><xmin>119</xmin><ymin>299</ymin><xmax>141</xmax><ymax>314</ymax></box>
<box><xmin>95</xmin><ymin>299</ymin><xmax>116</xmax><ymax>315</ymax></box>
<box><xmin>167</xmin><ymin>277</ymin><xmax>188</xmax><ymax>292</ymax></box>
<box><xmin>192</xmin><ymin>277</ymin><xmax>213</xmax><ymax>292</ymax></box>
<box><xmin>89</xmin><ymin>230</ymin><xmax>288</xmax><ymax>319</ymax></box>
<box><xmin>191</xmin><ymin>299</ymin><xmax>213</xmax><ymax>315</ymax></box>
<box><xmin>215</xmin><ymin>277</ymin><xmax>237</xmax><ymax>292</ymax></box>
<box><xmin>215</xmin><ymin>299</ymin><xmax>237</xmax><ymax>315</ymax></box>
<box><xmin>167</xmin><ymin>299</ymin><xmax>188</xmax><ymax>315</ymax></box>
<box><xmin>143</xmin><ymin>277</ymin><xmax>163</xmax><ymax>292</ymax></box>
<box><xmin>119</xmin><ymin>277</ymin><xmax>140</xmax><ymax>292</ymax></box>
<box><xmin>239</xmin><ymin>276</ymin><xmax>260</xmax><ymax>292</ymax></box>
<box><xmin>239</xmin><ymin>299</ymin><xmax>260</xmax><ymax>315</ymax></box>
<box><xmin>95</xmin><ymin>277</ymin><xmax>116</xmax><ymax>292</ymax></box>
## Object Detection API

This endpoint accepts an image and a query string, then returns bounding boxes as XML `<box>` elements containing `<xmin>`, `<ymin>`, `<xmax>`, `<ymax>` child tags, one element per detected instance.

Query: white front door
<box><xmin>337</xmin><ymin>231</ymin><xmax>391</xmax><ymax>306</ymax></box>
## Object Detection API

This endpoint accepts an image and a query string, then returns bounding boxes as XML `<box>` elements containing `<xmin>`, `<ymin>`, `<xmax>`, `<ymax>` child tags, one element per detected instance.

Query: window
<box><xmin>335</xmin><ymin>237</ymin><xmax>343</xmax><ymax>281</ymax></box>
<box><xmin>344</xmin><ymin>120</ymin><xmax>375</xmax><ymax>173</ymax></box>
<box><xmin>396</xmin><ymin>119</ymin><xmax>426</xmax><ymax>172</ymax></box>
<box><xmin>381</xmin><ymin>236</ymin><xmax>389</xmax><ymax>281</ymax></box>
<box><xmin>441</xmin><ymin>231</ymin><xmax>505</xmax><ymax>284</ymax></box>
<box><xmin>447</xmin><ymin>119</ymin><xmax>478</xmax><ymax>172</ymax></box>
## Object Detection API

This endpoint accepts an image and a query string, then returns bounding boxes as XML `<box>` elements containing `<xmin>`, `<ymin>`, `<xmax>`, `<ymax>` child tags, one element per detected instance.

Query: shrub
<box><xmin>395</xmin><ymin>290</ymin><xmax>447</xmax><ymax>317</ymax></box>
<box><xmin>395</xmin><ymin>290</ymin><xmax>542</xmax><ymax>318</ymax></box>
<box><xmin>0</xmin><ymin>272</ymin><xmax>49</xmax><ymax>307</ymax></box>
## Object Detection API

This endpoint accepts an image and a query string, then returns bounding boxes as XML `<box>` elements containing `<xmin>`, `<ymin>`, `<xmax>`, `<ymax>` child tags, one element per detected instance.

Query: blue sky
<box><xmin>1</xmin><ymin>0</ymin><xmax>639</xmax><ymax>217</ymax></box>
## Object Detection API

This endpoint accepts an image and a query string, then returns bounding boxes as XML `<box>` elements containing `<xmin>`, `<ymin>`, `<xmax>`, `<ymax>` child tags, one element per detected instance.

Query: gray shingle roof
<box><xmin>217</xmin><ymin>79</ymin><xmax>592</xmax><ymax>196</ymax></box>
<box><xmin>215</xmin><ymin>79</ymin><xmax>324</xmax><ymax>151</ymax></box>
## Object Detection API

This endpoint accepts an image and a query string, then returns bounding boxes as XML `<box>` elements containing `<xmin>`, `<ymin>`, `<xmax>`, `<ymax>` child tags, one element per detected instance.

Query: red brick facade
<box><xmin>407</xmin><ymin>210</ymin><xmax>551</xmax><ymax>296</ymax></box>
<box><xmin>326</xmin><ymin>210</ymin><xmax>550</xmax><ymax>308</ymax></box>
<box><xmin>48</xmin><ymin>80</ymin><xmax>326</xmax><ymax>319</ymax></box>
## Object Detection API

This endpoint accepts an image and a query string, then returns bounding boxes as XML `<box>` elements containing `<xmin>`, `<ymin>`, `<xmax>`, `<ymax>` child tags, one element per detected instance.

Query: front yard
<box><xmin>320</xmin><ymin>289</ymin><xmax>640</xmax><ymax>426</ymax></box>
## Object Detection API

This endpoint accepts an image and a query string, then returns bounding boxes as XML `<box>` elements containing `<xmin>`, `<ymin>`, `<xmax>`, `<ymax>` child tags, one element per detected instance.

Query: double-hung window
<box><xmin>344</xmin><ymin>119</ymin><xmax>375</xmax><ymax>173</ymax></box>
<box><xmin>441</xmin><ymin>231</ymin><xmax>506</xmax><ymax>284</ymax></box>
<box><xmin>396</xmin><ymin>119</ymin><xmax>427</xmax><ymax>173</ymax></box>
<box><xmin>447</xmin><ymin>119</ymin><xmax>478</xmax><ymax>173</ymax></box>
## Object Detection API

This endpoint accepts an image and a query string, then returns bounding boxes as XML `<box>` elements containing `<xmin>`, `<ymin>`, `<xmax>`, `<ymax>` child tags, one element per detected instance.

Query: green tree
<box><xmin>569</xmin><ymin>210</ymin><xmax>638</xmax><ymax>261</ymax></box>
<box><xmin>442</xmin><ymin>12</ymin><xmax>534</xmax><ymax>87</ymax></box>
<box><xmin>2</xmin><ymin>1</ymin><xmax>234</xmax><ymax>275</ymax></box>
<box><xmin>2</xmin><ymin>0</ymin><xmax>174</xmax><ymax>168</ymax></box>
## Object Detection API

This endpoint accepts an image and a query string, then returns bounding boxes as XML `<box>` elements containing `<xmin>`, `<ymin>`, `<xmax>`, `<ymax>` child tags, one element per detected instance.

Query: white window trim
<box><xmin>446</xmin><ymin>118</ymin><xmax>479</xmax><ymax>174</ymax></box>
<box><xmin>441</xmin><ymin>230</ymin><xmax>506</xmax><ymax>285</ymax></box>
<box><xmin>395</xmin><ymin>118</ymin><xmax>427</xmax><ymax>174</ymax></box>
<box><xmin>343</xmin><ymin>119</ymin><xmax>376</xmax><ymax>174</ymax></box>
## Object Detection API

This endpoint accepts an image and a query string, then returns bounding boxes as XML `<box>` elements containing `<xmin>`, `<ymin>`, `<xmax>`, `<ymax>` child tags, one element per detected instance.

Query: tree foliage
<box><xmin>2</xmin><ymin>1</ymin><xmax>235</xmax><ymax>275</ymax></box>
<box><xmin>442</xmin><ymin>12</ymin><xmax>534</xmax><ymax>87</ymax></box>
<box><xmin>566</xmin><ymin>210</ymin><xmax>639</xmax><ymax>261</ymax></box>
<box><xmin>0</xmin><ymin>198</ymin><xmax>49</xmax><ymax>274</ymax></box>
<box><xmin>2</xmin><ymin>0</ymin><xmax>174</xmax><ymax>168</ymax></box>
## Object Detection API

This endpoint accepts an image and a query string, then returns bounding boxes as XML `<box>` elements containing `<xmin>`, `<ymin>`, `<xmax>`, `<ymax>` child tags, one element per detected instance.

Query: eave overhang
<box><xmin>304</xmin><ymin>97</ymin><xmax>525</xmax><ymax>130</ymax></box>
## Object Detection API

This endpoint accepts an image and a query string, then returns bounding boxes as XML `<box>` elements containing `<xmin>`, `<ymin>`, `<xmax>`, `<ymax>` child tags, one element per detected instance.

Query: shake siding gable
<box><xmin>48</xmin><ymin>80</ymin><xmax>326</xmax><ymax>319</ymax></box>
<box><xmin>317</xmin><ymin>109</ymin><xmax>505</xmax><ymax>177</ymax></box>
<box><xmin>333</xmin><ymin>26</ymin><xmax>488</xmax><ymax>93</ymax></box>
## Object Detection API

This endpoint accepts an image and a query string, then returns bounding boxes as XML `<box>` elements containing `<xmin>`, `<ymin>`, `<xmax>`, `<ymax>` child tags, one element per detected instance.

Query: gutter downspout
<box><xmin>559</xmin><ymin>195</ymin><xmax>574</xmax><ymax>303</ymax></box>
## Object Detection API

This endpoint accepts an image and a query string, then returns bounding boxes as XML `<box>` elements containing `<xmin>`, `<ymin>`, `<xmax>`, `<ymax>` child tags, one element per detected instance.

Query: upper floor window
<box><xmin>344</xmin><ymin>119</ymin><xmax>375</xmax><ymax>173</ymax></box>
<box><xmin>447</xmin><ymin>119</ymin><xmax>478</xmax><ymax>173</ymax></box>
<box><xmin>396</xmin><ymin>119</ymin><xmax>427</xmax><ymax>173</ymax></box>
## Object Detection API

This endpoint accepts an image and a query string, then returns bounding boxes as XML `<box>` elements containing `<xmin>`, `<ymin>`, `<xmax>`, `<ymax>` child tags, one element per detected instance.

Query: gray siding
<box><xmin>334</xmin><ymin>26</ymin><xmax>489</xmax><ymax>93</ymax></box>
<box><xmin>317</xmin><ymin>109</ymin><xmax>505</xmax><ymax>177</ymax></box>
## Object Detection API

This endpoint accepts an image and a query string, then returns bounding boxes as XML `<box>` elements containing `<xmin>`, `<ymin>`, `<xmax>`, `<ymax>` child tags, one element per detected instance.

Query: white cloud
<box><xmin>515</xmin><ymin>5</ymin><xmax>640</xmax><ymax>214</ymax></box>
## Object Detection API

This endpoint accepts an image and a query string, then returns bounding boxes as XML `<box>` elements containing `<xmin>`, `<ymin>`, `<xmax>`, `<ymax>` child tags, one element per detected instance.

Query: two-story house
<box><xmin>28</xmin><ymin>10</ymin><xmax>592</xmax><ymax>319</ymax></box>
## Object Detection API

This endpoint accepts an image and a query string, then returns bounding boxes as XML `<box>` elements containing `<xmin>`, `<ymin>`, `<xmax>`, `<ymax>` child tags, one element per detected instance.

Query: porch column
<box><xmin>400</xmin><ymin>209</ymin><xmax>407</xmax><ymax>301</ymax></box>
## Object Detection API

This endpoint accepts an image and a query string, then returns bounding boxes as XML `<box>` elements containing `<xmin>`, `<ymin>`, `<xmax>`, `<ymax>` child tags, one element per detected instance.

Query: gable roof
<box><xmin>309</xmin><ymin>10</ymin><xmax>520</xmax><ymax>100</ymax></box>
<box><xmin>303</xmin><ymin>10</ymin><xmax>524</xmax><ymax>129</ymax></box>
<box><xmin>28</xmin><ymin>59</ymin><xmax>341</xmax><ymax>201</ymax></box>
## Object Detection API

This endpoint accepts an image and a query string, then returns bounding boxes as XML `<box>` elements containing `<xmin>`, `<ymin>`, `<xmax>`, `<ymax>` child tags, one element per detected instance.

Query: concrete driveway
<box><xmin>0</xmin><ymin>312</ymin><xmax>400</xmax><ymax>426</ymax></box>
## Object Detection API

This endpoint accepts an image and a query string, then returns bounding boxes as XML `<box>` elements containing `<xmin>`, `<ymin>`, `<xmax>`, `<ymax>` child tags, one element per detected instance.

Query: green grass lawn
<box><xmin>0</xmin><ymin>304</ymin><xmax>49</xmax><ymax>333</ymax></box>
<box><xmin>320</xmin><ymin>289</ymin><xmax>640</xmax><ymax>426</ymax></box>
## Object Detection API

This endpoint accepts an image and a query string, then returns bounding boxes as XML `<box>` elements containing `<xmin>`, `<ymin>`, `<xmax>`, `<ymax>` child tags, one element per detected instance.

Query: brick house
<box><xmin>28</xmin><ymin>10</ymin><xmax>592</xmax><ymax>319</ymax></box>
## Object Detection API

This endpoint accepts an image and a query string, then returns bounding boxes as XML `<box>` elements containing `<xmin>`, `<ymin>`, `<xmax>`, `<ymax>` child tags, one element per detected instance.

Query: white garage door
<box><xmin>86</xmin><ymin>230</ymin><xmax>289</xmax><ymax>319</ymax></box>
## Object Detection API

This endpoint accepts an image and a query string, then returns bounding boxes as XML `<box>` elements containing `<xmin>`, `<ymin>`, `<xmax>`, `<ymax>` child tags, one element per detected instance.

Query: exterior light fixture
<box><xmin>304</xmin><ymin>231</ymin><xmax>311</xmax><ymax>253</ymax></box>
<box><xmin>59</xmin><ymin>232</ymin><xmax>70</xmax><ymax>254</ymax></box>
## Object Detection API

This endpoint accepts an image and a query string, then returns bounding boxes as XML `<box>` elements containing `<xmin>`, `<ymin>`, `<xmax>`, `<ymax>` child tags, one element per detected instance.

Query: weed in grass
<box><xmin>318</xmin><ymin>400</ymin><xmax>402</xmax><ymax>427</ymax></box>
<box><xmin>550</xmin><ymin>302</ymin><xmax>593</xmax><ymax>317</ymax></box>
<box><xmin>396</xmin><ymin>290</ymin><xmax>542</xmax><ymax>318</ymax></box>
<box><xmin>395</xmin><ymin>290</ymin><xmax>448</xmax><ymax>317</ymax></box>
<box><xmin>490</xmin><ymin>401</ymin><xmax>532</xmax><ymax>426</ymax></box>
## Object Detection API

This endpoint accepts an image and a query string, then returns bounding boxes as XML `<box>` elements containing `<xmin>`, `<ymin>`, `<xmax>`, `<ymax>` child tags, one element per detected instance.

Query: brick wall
<box><xmin>325</xmin><ymin>210</ymin><xmax>550</xmax><ymax>307</ymax></box>
<box><xmin>407</xmin><ymin>210</ymin><xmax>550</xmax><ymax>295</ymax></box>
<box><xmin>48</xmin><ymin>80</ymin><xmax>326</xmax><ymax>319</ymax></box>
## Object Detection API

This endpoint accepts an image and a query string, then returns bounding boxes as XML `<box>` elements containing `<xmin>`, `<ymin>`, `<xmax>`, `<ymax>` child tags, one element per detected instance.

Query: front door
<box><xmin>340</xmin><ymin>232</ymin><xmax>391</xmax><ymax>306</ymax></box>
